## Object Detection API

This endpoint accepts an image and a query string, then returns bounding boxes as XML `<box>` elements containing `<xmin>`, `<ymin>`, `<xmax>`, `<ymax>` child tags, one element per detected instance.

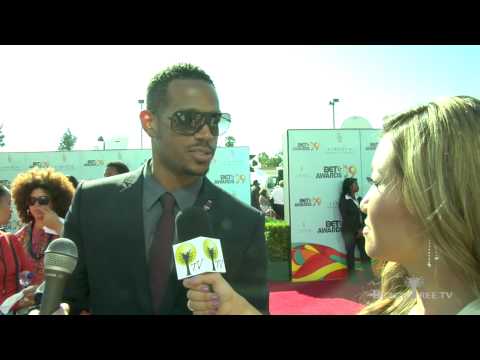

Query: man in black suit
<box><xmin>62</xmin><ymin>64</ymin><xmax>269</xmax><ymax>315</ymax></box>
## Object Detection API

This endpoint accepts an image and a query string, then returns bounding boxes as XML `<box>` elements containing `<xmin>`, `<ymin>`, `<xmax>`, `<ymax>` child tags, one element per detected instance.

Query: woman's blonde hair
<box><xmin>360</xmin><ymin>96</ymin><xmax>480</xmax><ymax>314</ymax></box>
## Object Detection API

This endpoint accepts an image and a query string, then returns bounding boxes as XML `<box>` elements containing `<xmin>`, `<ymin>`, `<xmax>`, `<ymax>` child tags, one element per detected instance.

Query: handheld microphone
<box><xmin>34</xmin><ymin>281</ymin><xmax>45</xmax><ymax>305</ymax></box>
<box><xmin>176</xmin><ymin>207</ymin><xmax>216</xmax><ymax>292</ymax></box>
<box><xmin>39</xmin><ymin>238</ymin><xmax>78</xmax><ymax>315</ymax></box>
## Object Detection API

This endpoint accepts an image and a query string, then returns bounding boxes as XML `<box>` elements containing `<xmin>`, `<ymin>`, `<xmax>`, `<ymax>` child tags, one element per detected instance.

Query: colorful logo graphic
<box><xmin>203</xmin><ymin>239</ymin><xmax>219</xmax><ymax>271</ymax></box>
<box><xmin>175</xmin><ymin>243</ymin><xmax>197</xmax><ymax>276</ymax></box>
<box><xmin>294</xmin><ymin>197</ymin><xmax>321</xmax><ymax>207</ymax></box>
<box><xmin>235</xmin><ymin>174</ymin><xmax>246</xmax><ymax>184</ymax></box>
<box><xmin>293</xmin><ymin>142</ymin><xmax>320</xmax><ymax>151</ymax></box>
<box><xmin>343</xmin><ymin>165</ymin><xmax>357</xmax><ymax>177</ymax></box>
<box><xmin>291</xmin><ymin>243</ymin><xmax>347</xmax><ymax>282</ymax></box>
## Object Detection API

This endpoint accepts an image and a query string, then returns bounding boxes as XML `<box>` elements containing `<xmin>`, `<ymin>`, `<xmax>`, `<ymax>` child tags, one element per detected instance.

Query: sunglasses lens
<box><xmin>172</xmin><ymin>111</ymin><xmax>196</xmax><ymax>135</ymax></box>
<box><xmin>29</xmin><ymin>196</ymin><xmax>50</xmax><ymax>206</ymax></box>
<box><xmin>171</xmin><ymin>111</ymin><xmax>231</xmax><ymax>136</ymax></box>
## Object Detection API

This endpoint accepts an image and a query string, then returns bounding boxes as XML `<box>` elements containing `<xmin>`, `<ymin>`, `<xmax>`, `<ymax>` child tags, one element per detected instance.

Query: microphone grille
<box><xmin>44</xmin><ymin>238</ymin><xmax>78</xmax><ymax>274</ymax></box>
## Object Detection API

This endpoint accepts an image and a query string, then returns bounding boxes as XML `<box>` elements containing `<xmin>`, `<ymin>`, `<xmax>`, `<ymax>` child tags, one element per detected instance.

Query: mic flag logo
<box><xmin>203</xmin><ymin>239</ymin><xmax>219</xmax><ymax>271</ymax></box>
<box><xmin>175</xmin><ymin>243</ymin><xmax>197</xmax><ymax>277</ymax></box>
<box><xmin>173</xmin><ymin>237</ymin><xmax>226</xmax><ymax>280</ymax></box>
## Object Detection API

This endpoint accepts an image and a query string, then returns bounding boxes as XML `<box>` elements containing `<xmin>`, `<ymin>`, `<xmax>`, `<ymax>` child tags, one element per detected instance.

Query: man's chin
<box><xmin>184</xmin><ymin>165</ymin><xmax>210</xmax><ymax>177</ymax></box>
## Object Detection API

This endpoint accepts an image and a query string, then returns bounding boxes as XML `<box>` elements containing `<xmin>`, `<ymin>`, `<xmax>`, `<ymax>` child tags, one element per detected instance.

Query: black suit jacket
<box><xmin>63</xmin><ymin>165</ymin><xmax>269</xmax><ymax>315</ymax></box>
<box><xmin>339</xmin><ymin>195</ymin><xmax>363</xmax><ymax>235</ymax></box>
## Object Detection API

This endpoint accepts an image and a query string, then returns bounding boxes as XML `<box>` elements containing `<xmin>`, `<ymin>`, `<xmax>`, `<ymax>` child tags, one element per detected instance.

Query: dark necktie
<box><xmin>150</xmin><ymin>192</ymin><xmax>176</xmax><ymax>314</ymax></box>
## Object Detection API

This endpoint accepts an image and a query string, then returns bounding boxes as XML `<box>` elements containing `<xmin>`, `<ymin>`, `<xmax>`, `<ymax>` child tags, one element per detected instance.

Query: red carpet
<box><xmin>268</xmin><ymin>279</ymin><xmax>373</xmax><ymax>315</ymax></box>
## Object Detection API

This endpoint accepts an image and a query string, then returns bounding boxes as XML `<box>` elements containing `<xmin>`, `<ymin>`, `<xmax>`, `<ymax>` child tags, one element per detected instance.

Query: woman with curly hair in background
<box><xmin>11</xmin><ymin>168</ymin><xmax>75</xmax><ymax>285</ymax></box>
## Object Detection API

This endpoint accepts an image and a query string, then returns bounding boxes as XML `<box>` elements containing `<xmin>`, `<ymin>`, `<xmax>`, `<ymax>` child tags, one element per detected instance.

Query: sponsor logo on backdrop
<box><xmin>316</xmin><ymin>166</ymin><xmax>343</xmax><ymax>179</ymax></box>
<box><xmin>295</xmin><ymin>166</ymin><xmax>314</xmax><ymax>179</ymax></box>
<box><xmin>343</xmin><ymin>165</ymin><xmax>358</xmax><ymax>177</ymax></box>
<box><xmin>83</xmin><ymin>160</ymin><xmax>105</xmax><ymax>167</ymax></box>
<box><xmin>29</xmin><ymin>161</ymin><xmax>50</xmax><ymax>168</ymax></box>
<box><xmin>327</xmin><ymin>200</ymin><xmax>339</xmax><ymax>209</ymax></box>
<box><xmin>297</xmin><ymin>221</ymin><xmax>314</xmax><ymax>234</ymax></box>
<box><xmin>336</xmin><ymin>133</ymin><xmax>343</xmax><ymax>143</ymax></box>
<box><xmin>326</xmin><ymin>146</ymin><xmax>353</xmax><ymax>154</ymax></box>
<box><xmin>214</xmin><ymin>174</ymin><xmax>246</xmax><ymax>185</ymax></box>
<box><xmin>0</xmin><ymin>165</ymin><xmax>21</xmax><ymax>171</ymax></box>
<box><xmin>365</xmin><ymin>142</ymin><xmax>378</xmax><ymax>151</ymax></box>
<box><xmin>317</xmin><ymin>220</ymin><xmax>342</xmax><ymax>233</ymax></box>
<box><xmin>293</xmin><ymin>142</ymin><xmax>320</xmax><ymax>151</ymax></box>
<box><xmin>294</xmin><ymin>197</ymin><xmax>321</xmax><ymax>207</ymax></box>
<box><xmin>54</xmin><ymin>164</ymin><xmax>75</xmax><ymax>171</ymax></box>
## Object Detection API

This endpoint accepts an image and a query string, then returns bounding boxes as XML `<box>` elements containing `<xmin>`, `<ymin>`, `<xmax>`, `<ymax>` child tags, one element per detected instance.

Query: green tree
<box><xmin>0</xmin><ymin>125</ymin><xmax>5</xmax><ymax>147</ymax></box>
<box><xmin>58</xmin><ymin>128</ymin><xmax>77</xmax><ymax>151</ymax></box>
<box><xmin>258</xmin><ymin>152</ymin><xmax>283</xmax><ymax>169</ymax></box>
<box><xmin>224</xmin><ymin>136</ymin><xmax>236</xmax><ymax>147</ymax></box>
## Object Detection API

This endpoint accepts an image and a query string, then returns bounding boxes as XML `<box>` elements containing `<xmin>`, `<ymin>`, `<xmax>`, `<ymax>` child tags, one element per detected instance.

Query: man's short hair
<box><xmin>146</xmin><ymin>63</ymin><xmax>215</xmax><ymax>114</ymax></box>
<box><xmin>107</xmin><ymin>161</ymin><xmax>130</xmax><ymax>174</ymax></box>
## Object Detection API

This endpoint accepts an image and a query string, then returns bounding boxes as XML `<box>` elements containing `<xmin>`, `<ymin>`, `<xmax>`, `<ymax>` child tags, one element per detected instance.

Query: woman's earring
<box><xmin>427</xmin><ymin>239</ymin><xmax>432</xmax><ymax>268</ymax></box>
<box><xmin>427</xmin><ymin>239</ymin><xmax>440</xmax><ymax>268</ymax></box>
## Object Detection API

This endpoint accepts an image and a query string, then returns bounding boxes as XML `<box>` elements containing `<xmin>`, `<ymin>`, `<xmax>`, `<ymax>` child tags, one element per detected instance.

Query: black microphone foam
<box><xmin>176</xmin><ymin>207</ymin><xmax>213</xmax><ymax>242</ymax></box>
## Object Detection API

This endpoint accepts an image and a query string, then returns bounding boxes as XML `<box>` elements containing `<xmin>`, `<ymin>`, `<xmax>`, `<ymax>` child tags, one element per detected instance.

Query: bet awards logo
<box><xmin>30</xmin><ymin>161</ymin><xmax>50</xmax><ymax>168</ymax></box>
<box><xmin>317</xmin><ymin>220</ymin><xmax>342</xmax><ymax>233</ymax></box>
<box><xmin>293</xmin><ymin>142</ymin><xmax>320</xmax><ymax>151</ymax></box>
<box><xmin>343</xmin><ymin>165</ymin><xmax>357</xmax><ymax>177</ymax></box>
<box><xmin>214</xmin><ymin>174</ymin><xmax>246</xmax><ymax>185</ymax></box>
<box><xmin>294</xmin><ymin>197</ymin><xmax>321</xmax><ymax>207</ymax></box>
<box><xmin>83</xmin><ymin>160</ymin><xmax>105</xmax><ymax>167</ymax></box>
<box><xmin>316</xmin><ymin>166</ymin><xmax>343</xmax><ymax>179</ymax></box>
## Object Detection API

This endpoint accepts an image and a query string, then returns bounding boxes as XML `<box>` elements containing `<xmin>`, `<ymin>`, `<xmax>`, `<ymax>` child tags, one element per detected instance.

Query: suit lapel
<box><xmin>117</xmin><ymin>166</ymin><xmax>153</xmax><ymax>313</ymax></box>
<box><xmin>194</xmin><ymin>178</ymin><xmax>220</xmax><ymax>229</ymax></box>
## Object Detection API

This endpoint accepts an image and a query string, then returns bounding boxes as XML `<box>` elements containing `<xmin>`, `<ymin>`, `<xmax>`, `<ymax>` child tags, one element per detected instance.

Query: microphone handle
<box><xmin>39</xmin><ymin>272</ymin><xmax>68</xmax><ymax>315</ymax></box>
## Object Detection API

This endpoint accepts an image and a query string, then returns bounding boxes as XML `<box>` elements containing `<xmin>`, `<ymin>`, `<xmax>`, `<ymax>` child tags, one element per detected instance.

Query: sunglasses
<box><xmin>28</xmin><ymin>196</ymin><xmax>50</xmax><ymax>206</ymax></box>
<box><xmin>167</xmin><ymin>110</ymin><xmax>231</xmax><ymax>136</ymax></box>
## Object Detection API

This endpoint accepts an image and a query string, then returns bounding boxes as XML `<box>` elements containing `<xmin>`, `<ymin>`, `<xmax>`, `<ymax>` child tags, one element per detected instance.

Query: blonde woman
<box><xmin>183</xmin><ymin>96</ymin><xmax>480</xmax><ymax>315</ymax></box>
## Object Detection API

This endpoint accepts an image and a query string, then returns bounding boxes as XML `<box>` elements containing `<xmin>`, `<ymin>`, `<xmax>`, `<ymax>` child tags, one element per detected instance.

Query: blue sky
<box><xmin>0</xmin><ymin>45</ymin><xmax>478</xmax><ymax>156</ymax></box>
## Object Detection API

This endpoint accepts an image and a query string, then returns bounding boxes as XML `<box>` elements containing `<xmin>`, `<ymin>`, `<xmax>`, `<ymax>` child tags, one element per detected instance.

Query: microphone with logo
<box><xmin>175</xmin><ymin>207</ymin><xmax>218</xmax><ymax>292</ymax></box>
<box><xmin>39</xmin><ymin>238</ymin><xmax>78</xmax><ymax>315</ymax></box>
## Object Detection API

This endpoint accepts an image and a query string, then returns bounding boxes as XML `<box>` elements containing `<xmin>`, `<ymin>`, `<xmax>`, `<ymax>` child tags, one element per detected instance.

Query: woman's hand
<box><xmin>16</xmin><ymin>285</ymin><xmax>38</xmax><ymax>309</ymax></box>
<box><xmin>38</xmin><ymin>208</ymin><xmax>64</xmax><ymax>235</ymax></box>
<box><xmin>28</xmin><ymin>303</ymin><xmax>70</xmax><ymax>315</ymax></box>
<box><xmin>183</xmin><ymin>273</ymin><xmax>262</xmax><ymax>315</ymax></box>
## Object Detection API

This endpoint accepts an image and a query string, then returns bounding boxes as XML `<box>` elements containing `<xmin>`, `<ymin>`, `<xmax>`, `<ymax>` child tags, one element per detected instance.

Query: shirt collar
<box><xmin>143</xmin><ymin>159</ymin><xmax>203</xmax><ymax>211</ymax></box>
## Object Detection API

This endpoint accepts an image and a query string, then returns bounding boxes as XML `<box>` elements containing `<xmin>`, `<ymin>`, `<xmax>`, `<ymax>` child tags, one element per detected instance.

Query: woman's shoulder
<box><xmin>0</xmin><ymin>231</ymin><xmax>21</xmax><ymax>247</ymax></box>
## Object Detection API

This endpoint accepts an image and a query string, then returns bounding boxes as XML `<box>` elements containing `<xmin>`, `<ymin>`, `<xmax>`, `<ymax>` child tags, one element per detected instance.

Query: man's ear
<box><xmin>140</xmin><ymin>110</ymin><xmax>156</xmax><ymax>138</ymax></box>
